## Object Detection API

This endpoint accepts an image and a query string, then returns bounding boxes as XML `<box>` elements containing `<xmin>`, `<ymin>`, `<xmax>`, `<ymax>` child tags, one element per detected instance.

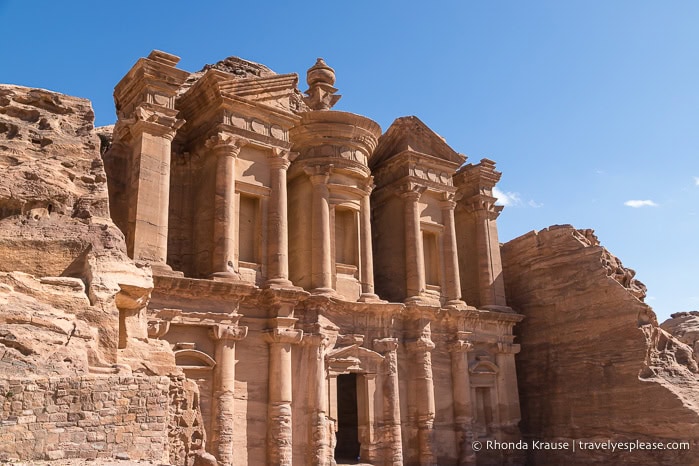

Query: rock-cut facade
<box><xmin>102</xmin><ymin>50</ymin><xmax>524</xmax><ymax>465</ymax></box>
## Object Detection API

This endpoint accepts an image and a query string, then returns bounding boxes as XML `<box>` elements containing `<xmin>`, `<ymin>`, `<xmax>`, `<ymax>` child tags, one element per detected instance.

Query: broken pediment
<box><xmin>370</xmin><ymin>116</ymin><xmax>466</xmax><ymax>169</ymax></box>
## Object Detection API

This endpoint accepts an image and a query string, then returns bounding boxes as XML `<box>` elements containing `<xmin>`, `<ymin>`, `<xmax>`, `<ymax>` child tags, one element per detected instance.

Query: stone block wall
<box><xmin>0</xmin><ymin>374</ymin><xmax>176</xmax><ymax>462</ymax></box>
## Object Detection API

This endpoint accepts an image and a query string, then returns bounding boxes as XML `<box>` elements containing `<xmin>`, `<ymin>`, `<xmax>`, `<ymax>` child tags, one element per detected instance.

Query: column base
<box><xmin>404</xmin><ymin>294</ymin><xmax>441</xmax><ymax>307</ymax></box>
<box><xmin>358</xmin><ymin>293</ymin><xmax>385</xmax><ymax>303</ymax></box>
<box><xmin>480</xmin><ymin>304</ymin><xmax>514</xmax><ymax>313</ymax></box>
<box><xmin>150</xmin><ymin>261</ymin><xmax>184</xmax><ymax>278</ymax></box>
<box><xmin>210</xmin><ymin>270</ymin><xmax>243</xmax><ymax>281</ymax></box>
<box><xmin>311</xmin><ymin>287</ymin><xmax>336</xmax><ymax>296</ymax></box>
<box><xmin>263</xmin><ymin>278</ymin><xmax>297</xmax><ymax>289</ymax></box>
<box><xmin>445</xmin><ymin>299</ymin><xmax>467</xmax><ymax>309</ymax></box>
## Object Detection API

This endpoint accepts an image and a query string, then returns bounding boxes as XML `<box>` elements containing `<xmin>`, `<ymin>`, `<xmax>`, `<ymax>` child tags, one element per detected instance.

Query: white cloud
<box><xmin>493</xmin><ymin>187</ymin><xmax>542</xmax><ymax>209</ymax></box>
<box><xmin>624</xmin><ymin>200</ymin><xmax>658</xmax><ymax>208</ymax></box>
<box><xmin>694</xmin><ymin>176</ymin><xmax>699</xmax><ymax>186</ymax></box>
<box><xmin>493</xmin><ymin>187</ymin><xmax>521</xmax><ymax>206</ymax></box>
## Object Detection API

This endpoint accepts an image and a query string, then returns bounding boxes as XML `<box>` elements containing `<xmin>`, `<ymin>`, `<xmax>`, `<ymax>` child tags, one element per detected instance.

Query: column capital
<box><xmin>305</xmin><ymin>164</ymin><xmax>332</xmax><ymax>185</ymax></box>
<box><xmin>147</xmin><ymin>319</ymin><xmax>170</xmax><ymax>339</ymax></box>
<box><xmin>360</xmin><ymin>176</ymin><xmax>376</xmax><ymax>195</ymax></box>
<box><xmin>460</xmin><ymin>194</ymin><xmax>503</xmax><ymax>219</ymax></box>
<box><xmin>406</xmin><ymin>336</ymin><xmax>435</xmax><ymax>353</ymax></box>
<box><xmin>206</xmin><ymin>132</ymin><xmax>249</xmax><ymax>157</ymax></box>
<box><xmin>264</xmin><ymin>327</ymin><xmax>304</xmax><ymax>345</ymax></box>
<box><xmin>497</xmin><ymin>342</ymin><xmax>521</xmax><ymax>354</ymax></box>
<box><xmin>373</xmin><ymin>337</ymin><xmax>399</xmax><ymax>354</ymax></box>
<box><xmin>448</xmin><ymin>339</ymin><xmax>473</xmax><ymax>353</ymax></box>
<box><xmin>397</xmin><ymin>183</ymin><xmax>426</xmax><ymax>201</ymax></box>
<box><xmin>119</xmin><ymin>104</ymin><xmax>185</xmax><ymax>141</ymax></box>
<box><xmin>209</xmin><ymin>324</ymin><xmax>248</xmax><ymax>342</ymax></box>
<box><xmin>440</xmin><ymin>192</ymin><xmax>457</xmax><ymax>210</ymax></box>
<box><xmin>268</xmin><ymin>148</ymin><xmax>296</xmax><ymax>170</ymax></box>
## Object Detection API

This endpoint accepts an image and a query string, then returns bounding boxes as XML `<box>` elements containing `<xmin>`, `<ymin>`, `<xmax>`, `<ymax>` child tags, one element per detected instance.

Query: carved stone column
<box><xmin>264</xmin><ymin>326</ymin><xmax>304</xmax><ymax>465</ymax></box>
<box><xmin>359</xmin><ymin>182</ymin><xmax>379</xmax><ymax>301</ymax></box>
<box><xmin>112</xmin><ymin>50</ymin><xmax>188</xmax><ymax>273</ymax></box>
<box><xmin>401</xmin><ymin>185</ymin><xmax>427</xmax><ymax>302</ymax></box>
<box><xmin>449</xmin><ymin>333</ymin><xmax>475</xmax><ymax>466</ymax></box>
<box><xmin>266</xmin><ymin>149</ymin><xmax>293</xmax><ymax>287</ymax></box>
<box><xmin>453</xmin><ymin>159</ymin><xmax>508</xmax><ymax>309</ymax></box>
<box><xmin>407</xmin><ymin>336</ymin><xmax>436</xmax><ymax>466</ymax></box>
<box><xmin>208</xmin><ymin>134</ymin><xmax>248</xmax><ymax>278</ymax></box>
<box><xmin>496</xmin><ymin>340</ymin><xmax>521</xmax><ymax>434</ymax></box>
<box><xmin>374</xmin><ymin>338</ymin><xmax>404</xmax><ymax>465</ymax></box>
<box><xmin>209</xmin><ymin>323</ymin><xmax>248</xmax><ymax>466</ymax></box>
<box><xmin>474</xmin><ymin>206</ymin><xmax>505</xmax><ymax>307</ymax></box>
<box><xmin>307</xmin><ymin>166</ymin><xmax>333</xmax><ymax>293</ymax></box>
<box><xmin>441</xmin><ymin>195</ymin><xmax>463</xmax><ymax>306</ymax></box>
<box><xmin>304</xmin><ymin>334</ymin><xmax>332</xmax><ymax>465</ymax></box>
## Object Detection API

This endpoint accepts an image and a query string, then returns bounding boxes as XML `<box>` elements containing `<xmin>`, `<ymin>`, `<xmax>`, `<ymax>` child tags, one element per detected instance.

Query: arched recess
<box><xmin>174</xmin><ymin>348</ymin><xmax>216</xmax><ymax>450</ymax></box>
<box><xmin>174</xmin><ymin>349</ymin><xmax>217</xmax><ymax>370</ymax></box>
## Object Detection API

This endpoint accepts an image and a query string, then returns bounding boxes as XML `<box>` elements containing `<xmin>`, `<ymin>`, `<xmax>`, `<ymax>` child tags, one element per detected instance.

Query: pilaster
<box><xmin>406</xmin><ymin>335</ymin><xmax>437</xmax><ymax>466</ymax></box>
<box><xmin>454</xmin><ymin>159</ymin><xmax>509</xmax><ymax>309</ymax></box>
<box><xmin>113</xmin><ymin>50</ymin><xmax>189</xmax><ymax>272</ymax></box>
<box><xmin>264</xmin><ymin>321</ymin><xmax>304</xmax><ymax>466</ymax></box>
<box><xmin>449</xmin><ymin>332</ymin><xmax>476</xmax><ymax>466</ymax></box>
<box><xmin>373</xmin><ymin>338</ymin><xmax>404</xmax><ymax>465</ymax></box>
<box><xmin>209</xmin><ymin>323</ymin><xmax>248</xmax><ymax>466</ymax></box>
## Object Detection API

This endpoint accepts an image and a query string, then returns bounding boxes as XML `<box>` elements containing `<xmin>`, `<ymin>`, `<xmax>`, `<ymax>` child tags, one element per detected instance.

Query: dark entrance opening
<box><xmin>335</xmin><ymin>373</ymin><xmax>360</xmax><ymax>461</ymax></box>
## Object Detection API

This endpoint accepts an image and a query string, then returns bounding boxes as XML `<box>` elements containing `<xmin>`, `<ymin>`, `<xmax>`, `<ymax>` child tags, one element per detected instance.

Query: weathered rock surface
<box><xmin>0</xmin><ymin>84</ymin><xmax>208</xmax><ymax>463</ymax></box>
<box><xmin>0</xmin><ymin>84</ymin><xmax>155</xmax><ymax>373</ymax></box>
<box><xmin>662</xmin><ymin>311</ymin><xmax>699</xmax><ymax>365</ymax></box>
<box><xmin>502</xmin><ymin>225</ymin><xmax>699</xmax><ymax>465</ymax></box>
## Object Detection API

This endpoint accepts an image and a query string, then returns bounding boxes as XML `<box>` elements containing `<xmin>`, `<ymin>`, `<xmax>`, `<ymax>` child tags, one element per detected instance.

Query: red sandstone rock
<box><xmin>502</xmin><ymin>225</ymin><xmax>699</xmax><ymax>465</ymax></box>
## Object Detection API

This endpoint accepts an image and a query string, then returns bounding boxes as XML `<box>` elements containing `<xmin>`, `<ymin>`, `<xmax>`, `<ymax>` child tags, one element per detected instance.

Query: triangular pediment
<box><xmin>370</xmin><ymin>116</ymin><xmax>466</xmax><ymax>169</ymax></box>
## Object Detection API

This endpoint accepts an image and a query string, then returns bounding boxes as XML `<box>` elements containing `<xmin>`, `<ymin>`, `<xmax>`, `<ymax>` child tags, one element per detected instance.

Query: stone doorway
<box><xmin>335</xmin><ymin>373</ymin><xmax>361</xmax><ymax>461</ymax></box>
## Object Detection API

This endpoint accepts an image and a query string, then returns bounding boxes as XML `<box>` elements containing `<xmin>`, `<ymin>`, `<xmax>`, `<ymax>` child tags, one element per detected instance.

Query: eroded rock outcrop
<box><xmin>662</xmin><ymin>311</ymin><xmax>699</xmax><ymax>366</ymax></box>
<box><xmin>502</xmin><ymin>225</ymin><xmax>699</xmax><ymax>465</ymax></box>
<box><xmin>0</xmin><ymin>84</ymin><xmax>153</xmax><ymax>373</ymax></box>
<box><xmin>0</xmin><ymin>85</ymin><xmax>206</xmax><ymax>464</ymax></box>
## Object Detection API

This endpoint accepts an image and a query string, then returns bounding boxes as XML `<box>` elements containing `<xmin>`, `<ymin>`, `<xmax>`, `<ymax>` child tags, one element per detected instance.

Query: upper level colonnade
<box><xmin>104</xmin><ymin>50</ymin><xmax>510</xmax><ymax>309</ymax></box>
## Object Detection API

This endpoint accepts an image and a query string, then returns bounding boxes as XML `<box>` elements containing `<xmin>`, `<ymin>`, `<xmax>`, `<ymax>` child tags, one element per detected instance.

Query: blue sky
<box><xmin>1</xmin><ymin>1</ymin><xmax>697</xmax><ymax>321</ymax></box>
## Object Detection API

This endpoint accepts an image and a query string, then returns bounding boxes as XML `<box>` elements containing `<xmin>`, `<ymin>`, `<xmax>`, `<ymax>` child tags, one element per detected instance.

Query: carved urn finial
<box><xmin>303</xmin><ymin>58</ymin><xmax>342</xmax><ymax>111</ymax></box>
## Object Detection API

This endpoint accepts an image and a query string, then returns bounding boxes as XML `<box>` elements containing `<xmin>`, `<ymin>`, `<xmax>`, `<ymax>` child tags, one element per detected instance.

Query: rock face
<box><xmin>502</xmin><ymin>225</ymin><xmax>699</xmax><ymax>465</ymax></box>
<box><xmin>662</xmin><ymin>311</ymin><xmax>699</xmax><ymax>364</ymax></box>
<box><xmin>0</xmin><ymin>83</ymin><xmax>152</xmax><ymax>372</ymax></box>
<box><xmin>0</xmin><ymin>85</ymin><xmax>206</xmax><ymax>463</ymax></box>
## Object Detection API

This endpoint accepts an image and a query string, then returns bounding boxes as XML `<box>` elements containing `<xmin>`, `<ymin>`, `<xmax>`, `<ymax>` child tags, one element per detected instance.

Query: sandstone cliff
<box><xmin>502</xmin><ymin>225</ymin><xmax>699</xmax><ymax>465</ymax></box>
<box><xmin>0</xmin><ymin>84</ymin><xmax>157</xmax><ymax>375</ymax></box>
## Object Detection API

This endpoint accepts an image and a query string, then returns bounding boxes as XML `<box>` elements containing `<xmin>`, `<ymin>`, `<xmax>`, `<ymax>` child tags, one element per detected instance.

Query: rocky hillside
<box><xmin>502</xmin><ymin>225</ymin><xmax>699</xmax><ymax>465</ymax></box>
